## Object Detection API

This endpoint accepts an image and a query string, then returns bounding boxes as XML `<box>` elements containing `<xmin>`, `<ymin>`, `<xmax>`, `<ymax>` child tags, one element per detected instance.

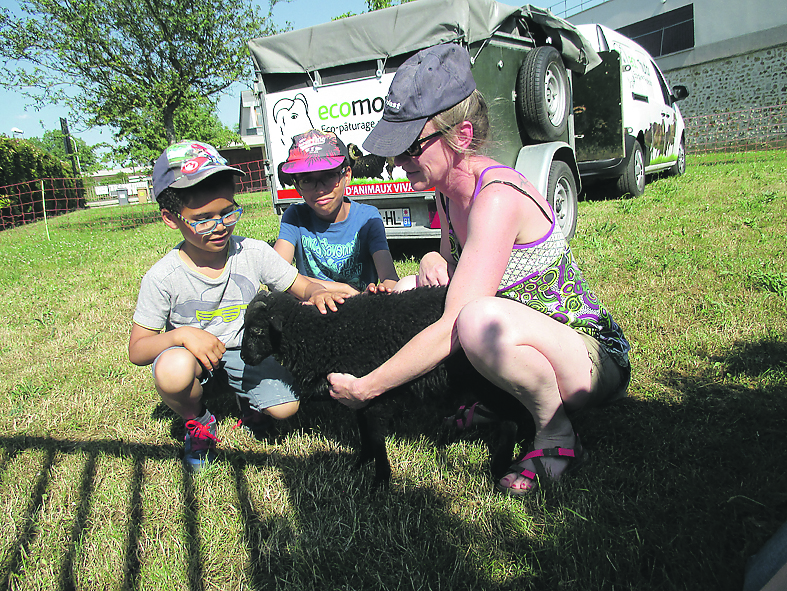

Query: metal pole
<box><xmin>41</xmin><ymin>181</ymin><xmax>51</xmax><ymax>241</ymax></box>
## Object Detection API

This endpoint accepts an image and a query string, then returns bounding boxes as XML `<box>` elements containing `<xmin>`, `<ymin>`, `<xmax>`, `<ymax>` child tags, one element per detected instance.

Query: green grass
<box><xmin>1</xmin><ymin>151</ymin><xmax>786</xmax><ymax>590</ymax></box>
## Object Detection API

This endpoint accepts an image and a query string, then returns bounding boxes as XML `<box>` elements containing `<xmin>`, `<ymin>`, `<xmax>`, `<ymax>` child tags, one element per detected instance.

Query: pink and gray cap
<box><xmin>152</xmin><ymin>140</ymin><xmax>244</xmax><ymax>200</ymax></box>
<box><xmin>278</xmin><ymin>130</ymin><xmax>349</xmax><ymax>185</ymax></box>
<box><xmin>362</xmin><ymin>43</ymin><xmax>476</xmax><ymax>157</ymax></box>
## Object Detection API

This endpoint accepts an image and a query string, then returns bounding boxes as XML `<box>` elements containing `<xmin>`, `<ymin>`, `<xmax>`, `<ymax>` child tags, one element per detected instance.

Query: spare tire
<box><xmin>516</xmin><ymin>46</ymin><xmax>570</xmax><ymax>142</ymax></box>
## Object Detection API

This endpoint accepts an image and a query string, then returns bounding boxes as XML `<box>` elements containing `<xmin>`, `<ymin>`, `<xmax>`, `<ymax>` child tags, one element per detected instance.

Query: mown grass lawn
<box><xmin>1</xmin><ymin>151</ymin><xmax>786</xmax><ymax>590</ymax></box>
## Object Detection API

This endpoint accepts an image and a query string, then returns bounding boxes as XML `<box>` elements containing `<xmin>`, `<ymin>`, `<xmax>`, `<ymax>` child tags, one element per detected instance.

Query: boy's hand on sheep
<box><xmin>328</xmin><ymin>372</ymin><xmax>372</xmax><ymax>409</ymax></box>
<box><xmin>304</xmin><ymin>289</ymin><xmax>344</xmax><ymax>314</ymax></box>
<box><xmin>364</xmin><ymin>283</ymin><xmax>391</xmax><ymax>295</ymax></box>
<box><xmin>418</xmin><ymin>251</ymin><xmax>451</xmax><ymax>287</ymax></box>
<box><xmin>177</xmin><ymin>326</ymin><xmax>226</xmax><ymax>370</ymax></box>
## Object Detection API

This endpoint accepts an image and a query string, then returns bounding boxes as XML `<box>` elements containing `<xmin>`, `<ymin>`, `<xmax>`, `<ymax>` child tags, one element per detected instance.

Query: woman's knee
<box><xmin>456</xmin><ymin>298</ymin><xmax>507</xmax><ymax>354</ymax></box>
<box><xmin>393</xmin><ymin>274</ymin><xmax>418</xmax><ymax>292</ymax></box>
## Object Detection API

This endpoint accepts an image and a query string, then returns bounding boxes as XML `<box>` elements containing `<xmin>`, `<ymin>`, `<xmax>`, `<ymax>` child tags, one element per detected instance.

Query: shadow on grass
<box><xmin>1</xmin><ymin>336</ymin><xmax>786</xmax><ymax>590</ymax></box>
<box><xmin>567</xmin><ymin>336</ymin><xmax>787</xmax><ymax>590</ymax></box>
<box><xmin>56</xmin><ymin>208</ymin><xmax>163</xmax><ymax>232</ymax></box>
<box><xmin>0</xmin><ymin>432</ymin><xmax>522</xmax><ymax>590</ymax></box>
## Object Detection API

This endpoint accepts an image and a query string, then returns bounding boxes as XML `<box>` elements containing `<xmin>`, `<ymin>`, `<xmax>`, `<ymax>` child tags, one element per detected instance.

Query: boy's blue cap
<box><xmin>362</xmin><ymin>43</ymin><xmax>476</xmax><ymax>157</ymax></box>
<box><xmin>153</xmin><ymin>140</ymin><xmax>244</xmax><ymax>200</ymax></box>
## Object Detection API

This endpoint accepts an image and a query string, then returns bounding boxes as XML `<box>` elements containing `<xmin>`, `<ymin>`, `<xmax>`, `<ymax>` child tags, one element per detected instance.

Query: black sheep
<box><xmin>241</xmin><ymin>286</ymin><xmax>534</xmax><ymax>488</ymax></box>
<box><xmin>347</xmin><ymin>143</ymin><xmax>388</xmax><ymax>180</ymax></box>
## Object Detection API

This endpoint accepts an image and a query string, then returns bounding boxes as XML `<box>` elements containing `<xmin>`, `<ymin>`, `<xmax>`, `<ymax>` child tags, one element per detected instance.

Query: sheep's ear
<box><xmin>247</xmin><ymin>295</ymin><xmax>270</xmax><ymax>315</ymax></box>
<box><xmin>271</xmin><ymin>315</ymin><xmax>284</xmax><ymax>334</ymax></box>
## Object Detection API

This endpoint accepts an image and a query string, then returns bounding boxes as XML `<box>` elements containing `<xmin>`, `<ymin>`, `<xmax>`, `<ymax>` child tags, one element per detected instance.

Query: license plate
<box><xmin>379</xmin><ymin>208</ymin><xmax>411</xmax><ymax>228</ymax></box>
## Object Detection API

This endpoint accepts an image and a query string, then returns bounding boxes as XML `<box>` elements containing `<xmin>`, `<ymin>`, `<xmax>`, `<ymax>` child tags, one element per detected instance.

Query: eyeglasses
<box><xmin>173</xmin><ymin>207</ymin><xmax>243</xmax><ymax>235</ymax></box>
<box><xmin>400</xmin><ymin>130</ymin><xmax>444</xmax><ymax>158</ymax></box>
<box><xmin>294</xmin><ymin>167</ymin><xmax>348</xmax><ymax>192</ymax></box>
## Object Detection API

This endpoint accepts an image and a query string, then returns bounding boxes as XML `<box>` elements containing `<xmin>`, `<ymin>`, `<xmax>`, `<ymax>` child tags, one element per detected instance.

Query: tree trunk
<box><xmin>163</xmin><ymin>105</ymin><xmax>177</xmax><ymax>145</ymax></box>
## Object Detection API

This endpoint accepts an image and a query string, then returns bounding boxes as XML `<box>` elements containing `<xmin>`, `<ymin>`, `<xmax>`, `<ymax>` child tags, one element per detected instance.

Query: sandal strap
<box><xmin>522</xmin><ymin>446</ymin><xmax>576</xmax><ymax>461</ymax></box>
<box><xmin>460</xmin><ymin>402</ymin><xmax>477</xmax><ymax>429</ymax></box>
<box><xmin>512</xmin><ymin>436</ymin><xmax>584</xmax><ymax>481</ymax></box>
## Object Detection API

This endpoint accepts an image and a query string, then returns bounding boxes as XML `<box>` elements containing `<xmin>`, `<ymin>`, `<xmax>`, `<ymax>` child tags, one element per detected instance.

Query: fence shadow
<box><xmin>1</xmin><ymin>335</ymin><xmax>786</xmax><ymax>589</ymax></box>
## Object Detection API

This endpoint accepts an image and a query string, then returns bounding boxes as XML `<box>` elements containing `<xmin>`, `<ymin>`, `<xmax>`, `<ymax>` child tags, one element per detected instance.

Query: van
<box><xmin>574</xmin><ymin>24</ymin><xmax>690</xmax><ymax>196</ymax></box>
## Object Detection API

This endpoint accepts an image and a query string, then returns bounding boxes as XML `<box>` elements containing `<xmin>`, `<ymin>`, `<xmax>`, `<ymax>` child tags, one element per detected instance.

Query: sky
<box><xmin>1</xmin><ymin>0</ymin><xmax>368</xmax><ymax>147</ymax></box>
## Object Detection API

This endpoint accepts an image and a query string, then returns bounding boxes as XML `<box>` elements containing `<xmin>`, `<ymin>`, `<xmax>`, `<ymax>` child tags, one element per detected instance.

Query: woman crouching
<box><xmin>328</xmin><ymin>43</ymin><xmax>631</xmax><ymax>496</ymax></box>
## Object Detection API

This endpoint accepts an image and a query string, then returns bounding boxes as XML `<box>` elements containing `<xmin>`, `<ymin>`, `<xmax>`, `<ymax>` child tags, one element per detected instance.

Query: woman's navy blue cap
<box><xmin>362</xmin><ymin>43</ymin><xmax>476</xmax><ymax>158</ymax></box>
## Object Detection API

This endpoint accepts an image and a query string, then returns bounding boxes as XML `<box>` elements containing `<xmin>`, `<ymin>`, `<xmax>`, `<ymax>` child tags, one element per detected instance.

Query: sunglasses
<box><xmin>401</xmin><ymin>130</ymin><xmax>444</xmax><ymax>158</ymax></box>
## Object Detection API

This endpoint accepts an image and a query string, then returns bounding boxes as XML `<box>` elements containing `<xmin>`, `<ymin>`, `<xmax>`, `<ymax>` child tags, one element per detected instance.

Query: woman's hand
<box><xmin>328</xmin><ymin>372</ymin><xmax>374</xmax><ymax>409</ymax></box>
<box><xmin>418</xmin><ymin>251</ymin><xmax>451</xmax><ymax>287</ymax></box>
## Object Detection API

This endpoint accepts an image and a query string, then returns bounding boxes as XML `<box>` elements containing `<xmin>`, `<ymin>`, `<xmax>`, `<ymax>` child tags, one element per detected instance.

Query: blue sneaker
<box><xmin>183</xmin><ymin>415</ymin><xmax>218</xmax><ymax>472</ymax></box>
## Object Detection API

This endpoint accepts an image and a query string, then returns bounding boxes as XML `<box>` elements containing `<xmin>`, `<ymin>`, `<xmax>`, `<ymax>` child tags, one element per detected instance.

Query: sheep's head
<box><xmin>347</xmin><ymin>143</ymin><xmax>362</xmax><ymax>163</ymax></box>
<box><xmin>241</xmin><ymin>291</ymin><xmax>283</xmax><ymax>366</ymax></box>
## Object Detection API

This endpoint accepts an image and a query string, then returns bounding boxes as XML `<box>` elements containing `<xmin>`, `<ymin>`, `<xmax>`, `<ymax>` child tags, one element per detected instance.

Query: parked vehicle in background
<box><xmin>574</xmin><ymin>24</ymin><xmax>690</xmax><ymax>196</ymax></box>
<box><xmin>248</xmin><ymin>0</ymin><xmax>609</xmax><ymax>241</ymax></box>
<box><xmin>247</xmin><ymin>2</ymin><xmax>685</xmax><ymax>240</ymax></box>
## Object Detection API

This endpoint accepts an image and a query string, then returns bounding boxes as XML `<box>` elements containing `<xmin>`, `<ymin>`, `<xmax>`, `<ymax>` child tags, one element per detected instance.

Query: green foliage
<box><xmin>26</xmin><ymin>129</ymin><xmax>101</xmax><ymax>174</ymax></box>
<box><xmin>0</xmin><ymin>136</ymin><xmax>72</xmax><ymax>186</ymax></box>
<box><xmin>0</xmin><ymin>136</ymin><xmax>84</xmax><ymax>228</ymax></box>
<box><xmin>118</xmin><ymin>93</ymin><xmax>240</xmax><ymax>166</ymax></box>
<box><xmin>0</xmin><ymin>0</ymin><xmax>286</xmax><ymax>164</ymax></box>
<box><xmin>367</xmin><ymin>0</ymin><xmax>416</xmax><ymax>9</ymax></box>
<box><xmin>334</xmin><ymin>0</ymin><xmax>415</xmax><ymax>21</ymax></box>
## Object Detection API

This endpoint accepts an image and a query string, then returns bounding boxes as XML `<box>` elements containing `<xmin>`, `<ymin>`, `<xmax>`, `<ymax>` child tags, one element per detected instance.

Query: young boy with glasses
<box><xmin>274</xmin><ymin>130</ymin><xmax>399</xmax><ymax>294</ymax></box>
<box><xmin>129</xmin><ymin>140</ymin><xmax>341</xmax><ymax>472</ymax></box>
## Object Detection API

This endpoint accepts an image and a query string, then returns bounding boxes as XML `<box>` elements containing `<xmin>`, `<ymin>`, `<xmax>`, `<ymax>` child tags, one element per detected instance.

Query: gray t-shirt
<box><xmin>133</xmin><ymin>236</ymin><xmax>298</xmax><ymax>348</ymax></box>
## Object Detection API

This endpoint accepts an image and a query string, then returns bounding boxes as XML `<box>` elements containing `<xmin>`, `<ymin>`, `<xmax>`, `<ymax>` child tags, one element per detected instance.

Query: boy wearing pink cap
<box><xmin>274</xmin><ymin>130</ymin><xmax>399</xmax><ymax>294</ymax></box>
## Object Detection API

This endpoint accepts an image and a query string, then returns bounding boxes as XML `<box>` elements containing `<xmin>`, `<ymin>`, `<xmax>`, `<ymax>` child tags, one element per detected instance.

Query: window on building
<box><xmin>617</xmin><ymin>4</ymin><xmax>694</xmax><ymax>57</ymax></box>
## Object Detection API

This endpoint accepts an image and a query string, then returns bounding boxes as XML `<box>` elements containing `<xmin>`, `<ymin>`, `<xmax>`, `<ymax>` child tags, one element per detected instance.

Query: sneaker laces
<box><xmin>185</xmin><ymin>419</ymin><xmax>220</xmax><ymax>444</ymax></box>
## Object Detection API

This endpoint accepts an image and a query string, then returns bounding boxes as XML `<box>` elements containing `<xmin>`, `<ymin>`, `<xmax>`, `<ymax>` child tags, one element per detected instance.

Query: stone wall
<box><xmin>663</xmin><ymin>43</ymin><xmax>787</xmax><ymax>119</ymax></box>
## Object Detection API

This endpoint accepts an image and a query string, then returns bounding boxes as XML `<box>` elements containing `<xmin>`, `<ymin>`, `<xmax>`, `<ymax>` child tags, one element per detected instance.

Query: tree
<box><xmin>27</xmin><ymin>130</ymin><xmax>101</xmax><ymax>174</ymax></box>
<box><xmin>367</xmin><ymin>0</ymin><xmax>415</xmax><ymax>10</ymax></box>
<box><xmin>118</xmin><ymin>93</ymin><xmax>239</xmax><ymax>165</ymax></box>
<box><xmin>333</xmin><ymin>0</ymin><xmax>415</xmax><ymax>20</ymax></box>
<box><xmin>0</xmin><ymin>0</ymin><xmax>285</xmax><ymax>162</ymax></box>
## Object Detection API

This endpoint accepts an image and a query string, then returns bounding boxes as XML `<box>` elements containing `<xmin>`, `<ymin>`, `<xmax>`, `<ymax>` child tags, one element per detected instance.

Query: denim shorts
<box><xmin>152</xmin><ymin>347</ymin><xmax>297</xmax><ymax>411</ymax></box>
<box><xmin>576</xmin><ymin>331</ymin><xmax>631</xmax><ymax>407</ymax></box>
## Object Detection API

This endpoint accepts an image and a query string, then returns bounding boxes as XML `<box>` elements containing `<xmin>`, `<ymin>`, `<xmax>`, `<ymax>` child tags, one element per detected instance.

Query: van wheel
<box><xmin>669</xmin><ymin>138</ymin><xmax>686</xmax><ymax>176</ymax></box>
<box><xmin>617</xmin><ymin>141</ymin><xmax>645</xmax><ymax>197</ymax></box>
<box><xmin>516</xmin><ymin>46</ymin><xmax>569</xmax><ymax>142</ymax></box>
<box><xmin>547</xmin><ymin>160</ymin><xmax>578</xmax><ymax>240</ymax></box>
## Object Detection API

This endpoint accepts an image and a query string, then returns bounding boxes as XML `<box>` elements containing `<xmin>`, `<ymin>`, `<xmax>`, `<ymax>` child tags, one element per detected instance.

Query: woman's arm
<box><xmin>417</xmin><ymin>193</ymin><xmax>456</xmax><ymax>287</ymax></box>
<box><xmin>329</xmin><ymin>183</ymin><xmax>526</xmax><ymax>407</ymax></box>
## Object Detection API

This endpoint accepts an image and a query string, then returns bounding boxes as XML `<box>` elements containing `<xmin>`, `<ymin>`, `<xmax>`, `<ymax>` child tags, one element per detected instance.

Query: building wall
<box><xmin>665</xmin><ymin>44</ymin><xmax>787</xmax><ymax>118</ymax></box>
<box><xmin>569</xmin><ymin>0</ymin><xmax>787</xmax><ymax>118</ymax></box>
